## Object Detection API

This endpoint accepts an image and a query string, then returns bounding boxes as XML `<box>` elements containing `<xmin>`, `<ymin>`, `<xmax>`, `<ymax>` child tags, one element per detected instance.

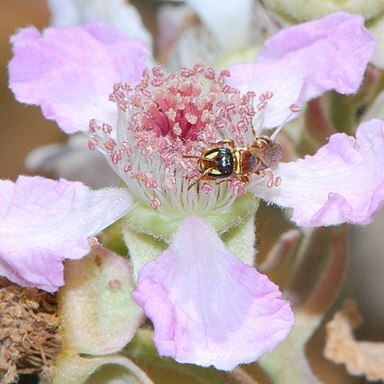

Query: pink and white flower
<box><xmin>3</xmin><ymin>12</ymin><xmax>382</xmax><ymax>370</ymax></box>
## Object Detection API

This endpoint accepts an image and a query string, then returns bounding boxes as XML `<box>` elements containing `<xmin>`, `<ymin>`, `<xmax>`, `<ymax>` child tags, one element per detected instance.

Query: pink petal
<box><xmin>250</xmin><ymin>119</ymin><xmax>384</xmax><ymax>226</ymax></box>
<box><xmin>133</xmin><ymin>216</ymin><xmax>294</xmax><ymax>370</ymax></box>
<box><xmin>9</xmin><ymin>22</ymin><xmax>149</xmax><ymax>134</ymax></box>
<box><xmin>228</xmin><ymin>12</ymin><xmax>375</xmax><ymax>128</ymax></box>
<box><xmin>0</xmin><ymin>176</ymin><xmax>133</xmax><ymax>291</ymax></box>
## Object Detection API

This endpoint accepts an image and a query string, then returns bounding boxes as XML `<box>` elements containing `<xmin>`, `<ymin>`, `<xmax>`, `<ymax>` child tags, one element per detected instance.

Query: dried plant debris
<box><xmin>324</xmin><ymin>299</ymin><xmax>384</xmax><ymax>381</ymax></box>
<box><xmin>0</xmin><ymin>277</ymin><xmax>61</xmax><ymax>384</ymax></box>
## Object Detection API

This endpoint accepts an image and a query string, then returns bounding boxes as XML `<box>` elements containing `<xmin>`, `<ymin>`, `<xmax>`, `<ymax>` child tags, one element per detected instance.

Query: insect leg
<box><xmin>250</xmin><ymin>123</ymin><xmax>258</xmax><ymax>141</ymax></box>
<box><xmin>182</xmin><ymin>155</ymin><xmax>200</xmax><ymax>159</ymax></box>
<box><xmin>187</xmin><ymin>168</ymin><xmax>214</xmax><ymax>190</ymax></box>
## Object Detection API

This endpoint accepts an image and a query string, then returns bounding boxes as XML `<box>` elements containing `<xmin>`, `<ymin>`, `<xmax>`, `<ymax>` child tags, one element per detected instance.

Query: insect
<box><xmin>184</xmin><ymin>134</ymin><xmax>282</xmax><ymax>190</ymax></box>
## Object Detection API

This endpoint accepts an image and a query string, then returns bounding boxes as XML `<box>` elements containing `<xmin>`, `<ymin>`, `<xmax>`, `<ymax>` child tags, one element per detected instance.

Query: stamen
<box><xmin>274</xmin><ymin>176</ymin><xmax>282</xmax><ymax>187</ymax></box>
<box><xmin>164</xmin><ymin>175</ymin><xmax>176</xmax><ymax>191</ymax></box>
<box><xmin>201</xmin><ymin>182</ymin><xmax>213</xmax><ymax>194</ymax></box>
<box><xmin>270</xmin><ymin>103</ymin><xmax>302</xmax><ymax>141</ymax></box>
<box><xmin>150</xmin><ymin>198</ymin><xmax>161</xmax><ymax>210</ymax></box>
<box><xmin>257</xmin><ymin>91</ymin><xmax>273</xmax><ymax>110</ymax></box>
<box><xmin>124</xmin><ymin>163</ymin><xmax>132</xmax><ymax>172</ymax></box>
<box><xmin>88</xmin><ymin>138</ymin><xmax>98</xmax><ymax>151</ymax></box>
<box><xmin>263</xmin><ymin>170</ymin><xmax>281</xmax><ymax>189</ymax></box>
<box><xmin>230</xmin><ymin>179</ymin><xmax>247</xmax><ymax>196</ymax></box>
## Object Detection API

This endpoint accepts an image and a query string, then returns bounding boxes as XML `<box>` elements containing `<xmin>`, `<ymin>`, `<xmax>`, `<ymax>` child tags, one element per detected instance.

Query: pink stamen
<box><xmin>201</xmin><ymin>182</ymin><xmax>212</xmax><ymax>194</ymax></box>
<box><xmin>230</xmin><ymin>179</ymin><xmax>246</xmax><ymax>196</ymax></box>
<box><xmin>263</xmin><ymin>171</ymin><xmax>281</xmax><ymax>189</ymax></box>
<box><xmin>150</xmin><ymin>198</ymin><xmax>161</xmax><ymax>210</ymax></box>
<box><xmin>164</xmin><ymin>175</ymin><xmax>176</xmax><ymax>191</ymax></box>
<box><xmin>289</xmin><ymin>104</ymin><xmax>301</xmax><ymax>113</ymax></box>
<box><xmin>131</xmin><ymin>172</ymin><xmax>157</xmax><ymax>189</ymax></box>
<box><xmin>89</xmin><ymin>119</ymin><xmax>97</xmax><ymax>133</ymax></box>
<box><xmin>104</xmin><ymin>139</ymin><xmax>116</xmax><ymax>151</ymax></box>
<box><xmin>88</xmin><ymin>138</ymin><xmax>98</xmax><ymax>151</ymax></box>
<box><xmin>274</xmin><ymin>176</ymin><xmax>282</xmax><ymax>187</ymax></box>
<box><xmin>111</xmin><ymin>151</ymin><xmax>123</xmax><ymax>165</ymax></box>
<box><xmin>102</xmin><ymin>123</ymin><xmax>112</xmax><ymax>134</ymax></box>
<box><xmin>149</xmin><ymin>180</ymin><xmax>158</xmax><ymax>189</ymax></box>
<box><xmin>204</xmin><ymin>67</ymin><xmax>216</xmax><ymax>80</ymax></box>
<box><xmin>259</xmin><ymin>91</ymin><xmax>273</xmax><ymax>101</ymax></box>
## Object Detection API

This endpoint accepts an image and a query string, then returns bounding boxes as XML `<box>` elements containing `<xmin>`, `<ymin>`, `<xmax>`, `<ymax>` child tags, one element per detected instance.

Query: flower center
<box><xmin>88</xmin><ymin>64</ymin><xmax>278</xmax><ymax>217</ymax></box>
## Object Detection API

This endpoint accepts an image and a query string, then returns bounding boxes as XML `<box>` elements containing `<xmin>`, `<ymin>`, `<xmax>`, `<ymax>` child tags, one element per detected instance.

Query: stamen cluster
<box><xmin>88</xmin><ymin>64</ymin><xmax>272</xmax><ymax>215</ymax></box>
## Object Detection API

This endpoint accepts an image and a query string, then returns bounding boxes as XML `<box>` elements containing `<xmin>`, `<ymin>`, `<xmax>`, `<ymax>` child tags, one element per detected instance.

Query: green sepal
<box><xmin>123</xmin><ymin>193</ymin><xmax>259</xmax><ymax>243</ymax></box>
<box><xmin>122</xmin><ymin>195</ymin><xmax>260</xmax><ymax>277</ymax></box>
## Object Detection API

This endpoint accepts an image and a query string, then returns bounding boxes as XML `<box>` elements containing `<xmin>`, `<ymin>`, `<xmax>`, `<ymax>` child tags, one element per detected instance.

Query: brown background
<box><xmin>0</xmin><ymin>1</ymin><xmax>66</xmax><ymax>181</ymax></box>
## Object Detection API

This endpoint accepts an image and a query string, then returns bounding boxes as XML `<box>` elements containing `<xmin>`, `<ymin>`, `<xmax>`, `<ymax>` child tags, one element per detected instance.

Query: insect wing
<box><xmin>264</xmin><ymin>143</ymin><xmax>282</xmax><ymax>169</ymax></box>
<box><xmin>253</xmin><ymin>143</ymin><xmax>282</xmax><ymax>169</ymax></box>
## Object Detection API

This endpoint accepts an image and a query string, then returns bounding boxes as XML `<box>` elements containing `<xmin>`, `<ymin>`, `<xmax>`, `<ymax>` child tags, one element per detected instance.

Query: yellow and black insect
<box><xmin>184</xmin><ymin>135</ymin><xmax>282</xmax><ymax>190</ymax></box>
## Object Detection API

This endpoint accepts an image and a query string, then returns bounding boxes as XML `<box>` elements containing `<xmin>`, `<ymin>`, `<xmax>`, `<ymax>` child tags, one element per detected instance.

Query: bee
<box><xmin>184</xmin><ymin>135</ymin><xmax>282</xmax><ymax>190</ymax></box>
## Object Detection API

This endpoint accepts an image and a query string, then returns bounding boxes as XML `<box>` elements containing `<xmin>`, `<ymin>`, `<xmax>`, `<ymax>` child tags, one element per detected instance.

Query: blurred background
<box><xmin>0</xmin><ymin>1</ymin><xmax>66</xmax><ymax>181</ymax></box>
<box><xmin>1</xmin><ymin>1</ymin><xmax>383</xmax><ymax>383</ymax></box>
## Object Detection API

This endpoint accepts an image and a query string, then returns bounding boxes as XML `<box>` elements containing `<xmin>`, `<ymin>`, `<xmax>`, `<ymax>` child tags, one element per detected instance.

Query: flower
<box><xmin>3</xmin><ymin>11</ymin><xmax>382</xmax><ymax>370</ymax></box>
